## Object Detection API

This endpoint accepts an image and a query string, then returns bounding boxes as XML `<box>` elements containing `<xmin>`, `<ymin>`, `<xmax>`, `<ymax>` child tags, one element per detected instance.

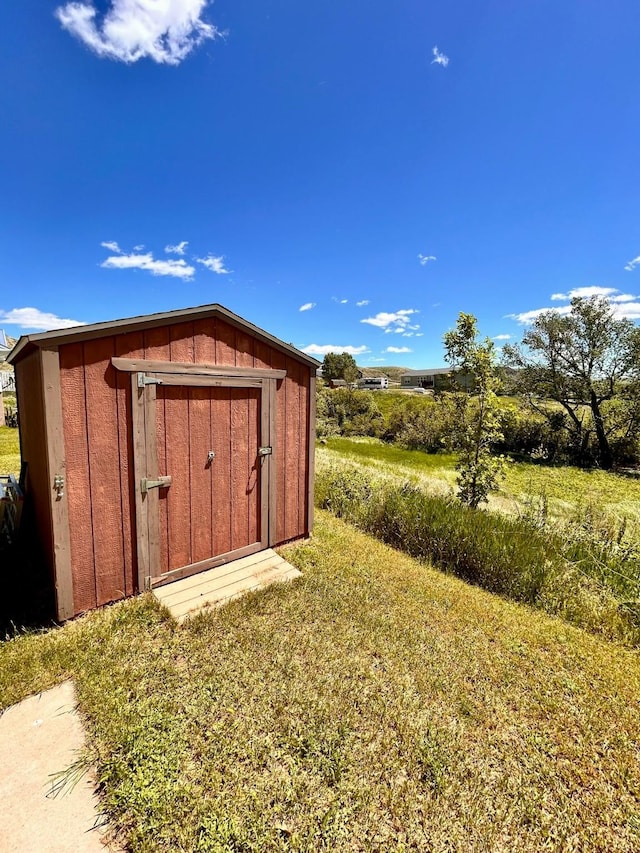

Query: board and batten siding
<box><xmin>57</xmin><ymin>316</ymin><xmax>312</xmax><ymax>613</ymax></box>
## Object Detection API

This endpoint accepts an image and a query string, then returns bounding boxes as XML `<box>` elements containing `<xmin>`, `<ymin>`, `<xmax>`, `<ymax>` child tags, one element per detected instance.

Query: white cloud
<box><xmin>609</xmin><ymin>293</ymin><xmax>638</xmax><ymax>303</ymax></box>
<box><xmin>356</xmin><ymin>299</ymin><xmax>370</xmax><ymax>306</ymax></box>
<box><xmin>331</xmin><ymin>297</ymin><xmax>348</xmax><ymax>304</ymax></box>
<box><xmin>361</xmin><ymin>309</ymin><xmax>419</xmax><ymax>332</ymax></box>
<box><xmin>299</xmin><ymin>302</ymin><xmax>316</xmax><ymax>312</ymax></box>
<box><xmin>492</xmin><ymin>334</ymin><xmax>511</xmax><ymax>340</ymax></box>
<box><xmin>55</xmin><ymin>0</ymin><xmax>220</xmax><ymax>65</ymax></box>
<box><xmin>509</xmin><ymin>305</ymin><xmax>572</xmax><ymax>324</ymax></box>
<box><xmin>165</xmin><ymin>241</ymin><xmax>188</xmax><ymax>255</ymax></box>
<box><xmin>196</xmin><ymin>254</ymin><xmax>230</xmax><ymax>274</ymax></box>
<box><xmin>385</xmin><ymin>346</ymin><xmax>412</xmax><ymax>353</ymax></box>
<box><xmin>101</xmin><ymin>240</ymin><xmax>121</xmax><ymax>252</ymax></box>
<box><xmin>418</xmin><ymin>254</ymin><xmax>437</xmax><ymax>265</ymax></box>
<box><xmin>134</xmin><ymin>244</ymin><xmax>145</xmax><ymax>251</ymax></box>
<box><xmin>431</xmin><ymin>46</ymin><xmax>449</xmax><ymax>67</ymax></box>
<box><xmin>625</xmin><ymin>256</ymin><xmax>640</xmax><ymax>272</ymax></box>
<box><xmin>551</xmin><ymin>286</ymin><xmax>617</xmax><ymax>301</ymax></box>
<box><xmin>102</xmin><ymin>250</ymin><xmax>195</xmax><ymax>279</ymax></box>
<box><xmin>0</xmin><ymin>307</ymin><xmax>86</xmax><ymax>331</ymax></box>
<box><xmin>301</xmin><ymin>344</ymin><xmax>369</xmax><ymax>356</ymax></box>
<box><xmin>510</xmin><ymin>285</ymin><xmax>640</xmax><ymax>324</ymax></box>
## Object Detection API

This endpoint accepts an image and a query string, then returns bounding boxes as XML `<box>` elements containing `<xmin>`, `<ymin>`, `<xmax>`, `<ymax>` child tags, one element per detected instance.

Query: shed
<box><xmin>8</xmin><ymin>304</ymin><xmax>320</xmax><ymax>621</ymax></box>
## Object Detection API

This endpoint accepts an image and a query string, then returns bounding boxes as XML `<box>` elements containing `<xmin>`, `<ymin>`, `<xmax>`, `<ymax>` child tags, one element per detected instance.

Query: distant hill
<box><xmin>357</xmin><ymin>365</ymin><xmax>407</xmax><ymax>383</ymax></box>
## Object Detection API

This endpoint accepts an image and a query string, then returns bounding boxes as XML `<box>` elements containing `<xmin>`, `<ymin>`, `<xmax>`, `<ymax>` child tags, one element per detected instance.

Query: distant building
<box><xmin>0</xmin><ymin>330</ymin><xmax>13</xmax><ymax>362</ymax></box>
<box><xmin>357</xmin><ymin>376</ymin><xmax>389</xmax><ymax>390</ymax></box>
<box><xmin>400</xmin><ymin>367</ymin><xmax>474</xmax><ymax>391</ymax></box>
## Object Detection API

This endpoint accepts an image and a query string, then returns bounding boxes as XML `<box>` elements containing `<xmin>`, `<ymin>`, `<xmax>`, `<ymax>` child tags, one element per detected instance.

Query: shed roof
<box><xmin>8</xmin><ymin>303</ymin><xmax>321</xmax><ymax>368</ymax></box>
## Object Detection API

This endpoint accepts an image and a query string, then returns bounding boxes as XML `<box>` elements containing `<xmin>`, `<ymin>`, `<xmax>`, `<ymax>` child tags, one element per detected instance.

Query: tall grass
<box><xmin>316</xmin><ymin>458</ymin><xmax>640</xmax><ymax>645</ymax></box>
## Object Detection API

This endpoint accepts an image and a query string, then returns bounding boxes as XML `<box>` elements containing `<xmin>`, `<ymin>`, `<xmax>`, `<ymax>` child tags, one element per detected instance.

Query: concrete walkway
<box><xmin>0</xmin><ymin>681</ymin><xmax>118</xmax><ymax>852</ymax></box>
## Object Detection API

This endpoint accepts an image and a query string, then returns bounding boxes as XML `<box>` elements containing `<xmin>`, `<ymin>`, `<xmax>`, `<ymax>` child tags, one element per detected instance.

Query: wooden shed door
<box><xmin>132</xmin><ymin>373</ymin><xmax>274</xmax><ymax>591</ymax></box>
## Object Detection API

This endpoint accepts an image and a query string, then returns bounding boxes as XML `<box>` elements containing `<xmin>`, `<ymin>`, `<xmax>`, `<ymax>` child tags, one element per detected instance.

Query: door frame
<box><xmin>112</xmin><ymin>357</ymin><xmax>285</xmax><ymax>593</ymax></box>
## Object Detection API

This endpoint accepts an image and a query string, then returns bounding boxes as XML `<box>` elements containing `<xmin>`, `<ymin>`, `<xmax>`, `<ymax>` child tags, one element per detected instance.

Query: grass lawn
<box><xmin>2</xmin><ymin>511</ymin><xmax>639</xmax><ymax>851</ymax></box>
<box><xmin>0</xmin><ymin>426</ymin><xmax>20</xmax><ymax>477</ymax></box>
<box><xmin>321</xmin><ymin>436</ymin><xmax>640</xmax><ymax>530</ymax></box>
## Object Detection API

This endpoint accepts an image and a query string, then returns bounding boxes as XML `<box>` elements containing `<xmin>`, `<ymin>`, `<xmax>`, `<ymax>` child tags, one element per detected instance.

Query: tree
<box><xmin>443</xmin><ymin>313</ymin><xmax>505</xmax><ymax>508</ymax></box>
<box><xmin>321</xmin><ymin>352</ymin><xmax>360</xmax><ymax>385</ymax></box>
<box><xmin>503</xmin><ymin>296</ymin><xmax>640</xmax><ymax>470</ymax></box>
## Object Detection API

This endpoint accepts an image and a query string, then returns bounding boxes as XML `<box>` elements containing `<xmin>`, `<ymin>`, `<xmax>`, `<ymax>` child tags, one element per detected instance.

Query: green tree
<box><xmin>321</xmin><ymin>352</ymin><xmax>360</xmax><ymax>385</ymax></box>
<box><xmin>503</xmin><ymin>296</ymin><xmax>640</xmax><ymax>470</ymax></box>
<box><xmin>444</xmin><ymin>313</ymin><xmax>505</xmax><ymax>508</ymax></box>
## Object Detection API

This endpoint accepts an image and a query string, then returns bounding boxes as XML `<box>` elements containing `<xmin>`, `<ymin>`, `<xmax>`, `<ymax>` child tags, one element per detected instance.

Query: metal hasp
<box><xmin>207</xmin><ymin>450</ymin><xmax>215</xmax><ymax>463</ymax></box>
<box><xmin>140</xmin><ymin>475</ymin><xmax>172</xmax><ymax>494</ymax></box>
<box><xmin>258</xmin><ymin>446</ymin><xmax>272</xmax><ymax>457</ymax></box>
<box><xmin>137</xmin><ymin>372</ymin><xmax>164</xmax><ymax>388</ymax></box>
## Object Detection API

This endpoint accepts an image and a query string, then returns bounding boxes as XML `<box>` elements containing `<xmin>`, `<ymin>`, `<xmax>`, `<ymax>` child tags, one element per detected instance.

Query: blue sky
<box><xmin>2</xmin><ymin>0</ymin><xmax>640</xmax><ymax>367</ymax></box>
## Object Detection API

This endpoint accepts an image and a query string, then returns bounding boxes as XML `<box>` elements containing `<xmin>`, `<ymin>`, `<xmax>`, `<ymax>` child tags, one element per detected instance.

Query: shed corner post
<box><xmin>40</xmin><ymin>345</ymin><xmax>74</xmax><ymax>621</ymax></box>
<box><xmin>307</xmin><ymin>372</ymin><xmax>317</xmax><ymax>536</ymax></box>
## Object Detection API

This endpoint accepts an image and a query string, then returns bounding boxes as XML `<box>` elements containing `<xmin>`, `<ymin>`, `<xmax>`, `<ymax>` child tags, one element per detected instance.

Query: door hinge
<box><xmin>137</xmin><ymin>372</ymin><xmax>163</xmax><ymax>388</ymax></box>
<box><xmin>140</xmin><ymin>475</ymin><xmax>172</xmax><ymax>494</ymax></box>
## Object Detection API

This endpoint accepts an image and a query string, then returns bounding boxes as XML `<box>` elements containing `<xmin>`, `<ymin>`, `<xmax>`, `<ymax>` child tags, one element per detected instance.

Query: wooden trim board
<box><xmin>40</xmin><ymin>346</ymin><xmax>74</xmax><ymax>621</ymax></box>
<box><xmin>112</xmin><ymin>357</ymin><xmax>287</xmax><ymax>380</ymax></box>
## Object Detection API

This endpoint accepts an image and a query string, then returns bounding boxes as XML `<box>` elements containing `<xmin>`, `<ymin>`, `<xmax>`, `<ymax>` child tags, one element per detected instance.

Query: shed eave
<box><xmin>7</xmin><ymin>303</ymin><xmax>321</xmax><ymax>369</ymax></box>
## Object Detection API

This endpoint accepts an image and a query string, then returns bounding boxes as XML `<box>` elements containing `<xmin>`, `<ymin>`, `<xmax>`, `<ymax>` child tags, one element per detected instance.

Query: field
<box><xmin>320</xmin><ymin>436</ymin><xmax>640</xmax><ymax>531</ymax></box>
<box><xmin>0</xmin><ymin>426</ymin><xmax>20</xmax><ymax>477</ymax></box>
<box><xmin>2</xmin><ymin>512</ymin><xmax>640</xmax><ymax>851</ymax></box>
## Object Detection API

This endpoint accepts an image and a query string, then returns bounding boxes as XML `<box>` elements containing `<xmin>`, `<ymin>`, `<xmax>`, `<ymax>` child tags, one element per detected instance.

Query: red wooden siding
<box><xmin>57</xmin><ymin>317</ymin><xmax>312</xmax><ymax>614</ymax></box>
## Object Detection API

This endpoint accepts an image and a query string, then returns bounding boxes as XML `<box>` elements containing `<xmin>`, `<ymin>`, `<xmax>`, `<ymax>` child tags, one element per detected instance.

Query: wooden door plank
<box><xmin>211</xmin><ymin>388</ymin><xmax>232</xmax><ymax>557</ymax></box>
<box><xmin>164</xmin><ymin>385</ymin><xmax>191</xmax><ymax>571</ymax></box>
<box><xmin>189</xmin><ymin>386</ymin><xmax>213</xmax><ymax>564</ymax></box>
<box><xmin>230</xmin><ymin>388</ymin><xmax>249</xmax><ymax>551</ymax></box>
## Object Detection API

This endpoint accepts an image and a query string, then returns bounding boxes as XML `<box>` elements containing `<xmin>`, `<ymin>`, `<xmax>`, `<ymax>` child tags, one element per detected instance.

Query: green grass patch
<box><xmin>321</xmin><ymin>436</ymin><xmax>640</xmax><ymax>529</ymax></box>
<box><xmin>0</xmin><ymin>426</ymin><xmax>20</xmax><ymax>476</ymax></box>
<box><xmin>2</xmin><ymin>512</ymin><xmax>640</xmax><ymax>850</ymax></box>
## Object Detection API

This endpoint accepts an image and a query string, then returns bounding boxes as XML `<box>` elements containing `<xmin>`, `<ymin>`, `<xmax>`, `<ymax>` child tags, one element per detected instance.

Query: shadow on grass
<box><xmin>0</xmin><ymin>533</ymin><xmax>56</xmax><ymax>639</ymax></box>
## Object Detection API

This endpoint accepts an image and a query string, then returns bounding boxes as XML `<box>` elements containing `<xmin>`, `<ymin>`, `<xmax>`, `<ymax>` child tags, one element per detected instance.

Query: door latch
<box><xmin>140</xmin><ymin>476</ymin><xmax>172</xmax><ymax>494</ymax></box>
<box><xmin>258</xmin><ymin>446</ymin><xmax>272</xmax><ymax>457</ymax></box>
<box><xmin>53</xmin><ymin>474</ymin><xmax>65</xmax><ymax>499</ymax></box>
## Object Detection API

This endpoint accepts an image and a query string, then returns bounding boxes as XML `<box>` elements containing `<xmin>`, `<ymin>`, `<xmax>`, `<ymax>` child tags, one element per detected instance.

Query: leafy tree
<box><xmin>503</xmin><ymin>296</ymin><xmax>640</xmax><ymax>470</ymax></box>
<box><xmin>444</xmin><ymin>313</ymin><xmax>505</xmax><ymax>508</ymax></box>
<box><xmin>321</xmin><ymin>352</ymin><xmax>360</xmax><ymax>385</ymax></box>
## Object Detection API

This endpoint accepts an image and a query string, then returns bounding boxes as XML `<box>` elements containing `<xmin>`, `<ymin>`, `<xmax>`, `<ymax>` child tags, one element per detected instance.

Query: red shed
<box><xmin>8</xmin><ymin>304</ymin><xmax>319</xmax><ymax>621</ymax></box>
